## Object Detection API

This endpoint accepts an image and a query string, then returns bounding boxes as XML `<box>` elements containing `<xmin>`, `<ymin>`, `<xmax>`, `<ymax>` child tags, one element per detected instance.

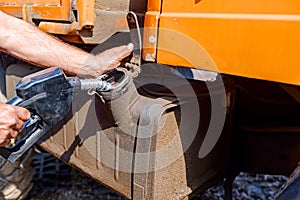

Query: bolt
<box><xmin>149</xmin><ymin>35</ymin><xmax>156</xmax><ymax>43</ymax></box>
<box><xmin>145</xmin><ymin>54</ymin><xmax>155</xmax><ymax>62</ymax></box>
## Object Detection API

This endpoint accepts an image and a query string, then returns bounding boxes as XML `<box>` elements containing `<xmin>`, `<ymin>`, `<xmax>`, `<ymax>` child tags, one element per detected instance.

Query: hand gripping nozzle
<box><xmin>0</xmin><ymin>67</ymin><xmax>114</xmax><ymax>162</ymax></box>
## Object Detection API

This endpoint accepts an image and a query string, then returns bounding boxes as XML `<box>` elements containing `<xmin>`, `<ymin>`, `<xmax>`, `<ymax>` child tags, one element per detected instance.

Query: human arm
<box><xmin>0</xmin><ymin>11</ymin><xmax>133</xmax><ymax>77</ymax></box>
<box><xmin>0</xmin><ymin>102</ymin><xmax>30</xmax><ymax>146</ymax></box>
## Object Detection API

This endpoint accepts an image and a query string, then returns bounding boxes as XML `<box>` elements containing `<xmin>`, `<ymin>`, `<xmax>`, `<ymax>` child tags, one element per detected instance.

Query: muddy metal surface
<box><xmin>25</xmin><ymin>153</ymin><xmax>288</xmax><ymax>200</ymax></box>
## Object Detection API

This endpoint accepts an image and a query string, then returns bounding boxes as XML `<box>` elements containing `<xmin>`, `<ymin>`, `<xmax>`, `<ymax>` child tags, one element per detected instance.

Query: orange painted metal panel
<box><xmin>147</xmin><ymin>0</ymin><xmax>162</xmax><ymax>12</ymax></box>
<box><xmin>38</xmin><ymin>22</ymin><xmax>77</xmax><ymax>35</ymax></box>
<box><xmin>142</xmin><ymin>0</ymin><xmax>162</xmax><ymax>61</ymax></box>
<box><xmin>153</xmin><ymin>0</ymin><xmax>300</xmax><ymax>85</ymax></box>
<box><xmin>0</xmin><ymin>0</ymin><xmax>59</xmax><ymax>6</ymax></box>
<box><xmin>0</xmin><ymin>5</ymin><xmax>70</xmax><ymax>21</ymax></box>
<box><xmin>142</xmin><ymin>12</ymin><xmax>160</xmax><ymax>62</ymax></box>
<box><xmin>161</xmin><ymin>0</ymin><xmax>300</xmax><ymax>14</ymax></box>
<box><xmin>77</xmin><ymin>0</ymin><xmax>95</xmax><ymax>30</ymax></box>
<box><xmin>0</xmin><ymin>0</ymin><xmax>96</xmax><ymax>42</ymax></box>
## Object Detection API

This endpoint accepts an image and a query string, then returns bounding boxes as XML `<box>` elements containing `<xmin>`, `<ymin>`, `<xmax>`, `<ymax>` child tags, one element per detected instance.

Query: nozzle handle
<box><xmin>0</xmin><ymin>97</ymin><xmax>50</xmax><ymax>162</ymax></box>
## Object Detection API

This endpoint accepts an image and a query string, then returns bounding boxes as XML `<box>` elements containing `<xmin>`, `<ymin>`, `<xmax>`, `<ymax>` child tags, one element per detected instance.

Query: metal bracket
<box><xmin>126</xmin><ymin>11</ymin><xmax>142</xmax><ymax>77</ymax></box>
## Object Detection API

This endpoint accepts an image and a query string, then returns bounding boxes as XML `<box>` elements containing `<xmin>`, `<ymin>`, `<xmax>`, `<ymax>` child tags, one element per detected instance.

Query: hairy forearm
<box><xmin>0</xmin><ymin>11</ymin><xmax>95</xmax><ymax>76</ymax></box>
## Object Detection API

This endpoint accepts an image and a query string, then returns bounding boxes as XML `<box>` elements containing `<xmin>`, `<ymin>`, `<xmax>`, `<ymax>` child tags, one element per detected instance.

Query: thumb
<box><xmin>99</xmin><ymin>43</ymin><xmax>134</xmax><ymax>73</ymax></box>
<box><xmin>114</xmin><ymin>43</ymin><xmax>134</xmax><ymax>60</ymax></box>
<box><xmin>103</xmin><ymin>43</ymin><xmax>134</xmax><ymax>61</ymax></box>
<box><xmin>15</xmin><ymin>106</ymin><xmax>30</xmax><ymax>121</ymax></box>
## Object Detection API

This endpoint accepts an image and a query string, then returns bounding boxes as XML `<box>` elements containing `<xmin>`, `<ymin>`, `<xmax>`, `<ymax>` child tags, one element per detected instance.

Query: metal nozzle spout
<box><xmin>67</xmin><ymin>77</ymin><xmax>115</xmax><ymax>92</ymax></box>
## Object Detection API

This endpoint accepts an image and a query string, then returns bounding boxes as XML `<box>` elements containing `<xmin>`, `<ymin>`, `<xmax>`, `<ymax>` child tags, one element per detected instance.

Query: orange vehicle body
<box><xmin>148</xmin><ymin>0</ymin><xmax>300</xmax><ymax>86</ymax></box>
<box><xmin>1</xmin><ymin>1</ymin><xmax>300</xmax><ymax>200</ymax></box>
<box><xmin>1</xmin><ymin>0</ymin><xmax>300</xmax><ymax>85</ymax></box>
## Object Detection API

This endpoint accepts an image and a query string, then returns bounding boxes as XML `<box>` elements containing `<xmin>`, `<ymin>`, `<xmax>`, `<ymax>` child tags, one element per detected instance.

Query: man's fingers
<box><xmin>0</xmin><ymin>138</ymin><xmax>11</xmax><ymax>147</ymax></box>
<box><xmin>0</xmin><ymin>129</ymin><xmax>11</xmax><ymax>146</ymax></box>
<box><xmin>80</xmin><ymin>43</ymin><xmax>134</xmax><ymax>78</ymax></box>
<box><xmin>115</xmin><ymin>43</ymin><xmax>134</xmax><ymax>60</ymax></box>
<box><xmin>103</xmin><ymin>43</ymin><xmax>134</xmax><ymax>61</ymax></box>
<box><xmin>0</xmin><ymin>129</ymin><xmax>11</xmax><ymax>138</ymax></box>
<box><xmin>14</xmin><ymin>118</ymin><xmax>24</xmax><ymax>131</ymax></box>
<box><xmin>10</xmin><ymin>130</ymin><xmax>18</xmax><ymax>138</ymax></box>
<box><xmin>15</xmin><ymin>106</ymin><xmax>30</xmax><ymax>121</ymax></box>
<box><xmin>100</xmin><ymin>43</ymin><xmax>134</xmax><ymax>73</ymax></box>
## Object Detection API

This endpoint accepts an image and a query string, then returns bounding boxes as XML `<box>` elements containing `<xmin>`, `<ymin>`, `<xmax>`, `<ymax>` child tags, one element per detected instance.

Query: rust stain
<box><xmin>114</xmin><ymin>17</ymin><xmax>127</xmax><ymax>30</ymax></box>
<box><xmin>39</xmin><ymin>21</ymin><xmax>77</xmax><ymax>35</ymax></box>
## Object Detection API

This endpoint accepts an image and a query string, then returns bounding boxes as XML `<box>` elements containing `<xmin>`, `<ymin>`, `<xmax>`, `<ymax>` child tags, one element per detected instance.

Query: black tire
<box><xmin>0</xmin><ymin>89</ymin><xmax>35</xmax><ymax>200</ymax></box>
<box><xmin>0</xmin><ymin>149</ymin><xmax>35</xmax><ymax>200</ymax></box>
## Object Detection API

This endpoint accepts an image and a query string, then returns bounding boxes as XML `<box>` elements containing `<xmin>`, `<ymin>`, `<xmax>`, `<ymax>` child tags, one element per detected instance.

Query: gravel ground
<box><xmin>27</xmin><ymin>170</ymin><xmax>124</xmax><ymax>200</ymax></box>
<box><xmin>196</xmin><ymin>173</ymin><xmax>288</xmax><ymax>200</ymax></box>
<box><xmin>25</xmin><ymin>153</ymin><xmax>289</xmax><ymax>200</ymax></box>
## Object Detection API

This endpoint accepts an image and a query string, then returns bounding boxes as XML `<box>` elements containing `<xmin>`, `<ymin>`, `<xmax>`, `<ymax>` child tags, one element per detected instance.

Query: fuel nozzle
<box><xmin>80</xmin><ymin>78</ymin><xmax>115</xmax><ymax>92</ymax></box>
<box><xmin>68</xmin><ymin>76</ymin><xmax>115</xmax><ymax>93</ymax></box>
